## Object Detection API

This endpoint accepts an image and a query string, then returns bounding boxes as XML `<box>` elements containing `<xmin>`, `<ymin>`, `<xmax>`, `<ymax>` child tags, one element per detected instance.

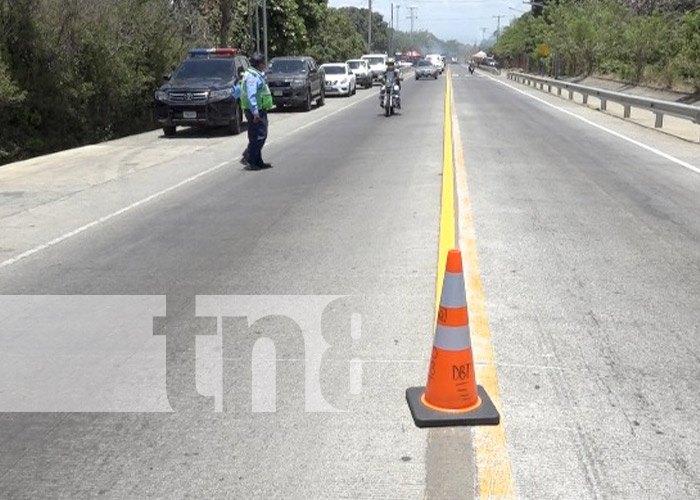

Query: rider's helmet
<box><xmin>387</xmin><ymin>58</ymin><xmax>395</xmax><ymax>70</ymax></box>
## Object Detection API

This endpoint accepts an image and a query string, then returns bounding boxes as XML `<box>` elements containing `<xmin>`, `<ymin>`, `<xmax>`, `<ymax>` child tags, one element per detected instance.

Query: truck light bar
<box><xmin>188</xmin><ymin>48</ymin><xmax>238</xmax><ymax>57</ymax></box>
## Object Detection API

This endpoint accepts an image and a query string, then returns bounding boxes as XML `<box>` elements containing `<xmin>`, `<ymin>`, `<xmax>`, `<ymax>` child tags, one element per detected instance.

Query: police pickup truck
<box><xmin>154</xmin><ymin>48</ymin><xmax>249</xmax><ymax>137</ymax></box>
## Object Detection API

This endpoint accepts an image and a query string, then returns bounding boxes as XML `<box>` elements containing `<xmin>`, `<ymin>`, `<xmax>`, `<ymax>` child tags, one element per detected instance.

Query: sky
<box><xmin>327</xmin><ymin>0</ymin><xmax>535</xmax><ymax>45</ymax></box>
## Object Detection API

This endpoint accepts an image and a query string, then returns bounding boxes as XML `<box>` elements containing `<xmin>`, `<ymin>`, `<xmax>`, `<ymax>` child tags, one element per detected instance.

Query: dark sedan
<box><xmin>414</xmin><ymin>60</ymin><xmax>439</xmax><ymax>80</ymax></box>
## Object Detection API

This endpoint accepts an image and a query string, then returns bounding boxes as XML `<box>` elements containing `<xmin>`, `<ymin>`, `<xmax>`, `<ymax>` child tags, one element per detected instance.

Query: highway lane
<box><xmin>4</xmin><ymin>63</ymin><xmax>699</xmax><ymax>500</ymax></box>
<box><xmin>0</xmin><ymin>75</ymin><xmax>472</xmax><ymax>498</ymax></box>
<box><xmin>452</xmin><ymin>67</ymin><xmax>700</xmax><ymax>499</ymax></box>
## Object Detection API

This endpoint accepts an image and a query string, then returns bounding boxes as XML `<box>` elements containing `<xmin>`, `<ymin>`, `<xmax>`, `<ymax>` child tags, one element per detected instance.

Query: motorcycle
<box><xmin>379</xmin><ymin>74</ymin><xmax>401</xmax><ymax>117</ymax></box>
<box><xmin>468</xmin><ymin>62</ymin><xmax>475</xmax><ymax>75</ymax></box>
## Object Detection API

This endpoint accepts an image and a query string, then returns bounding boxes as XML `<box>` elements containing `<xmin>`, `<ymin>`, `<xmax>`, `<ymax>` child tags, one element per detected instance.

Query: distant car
<box><xmin>415</xmin><ymin>59</ymin><xmax>439</xmax><ymax>80</ymax></box>
<box><xmin>485</xmin><ymin>57</ymin><xmax>498</xmax><ymax>68</ymax></box>
<box><xmin>321</xmin><ymin>63</ymin><xmax>356</xmax><ymax>97</ymax></box>
<box><xmin>425</xmin><ymin>54</ymin><xmax>445</xmax><ymax>74</ymax></box>
<box><xmin>346</xmin><ymin>59</ymin><xmax>372</xmax><ymax>89</ymax></box>
<box><xmin>266</xmin><ymin>56</ymin><xmax>325</xmax><ymax>111</ymax></box>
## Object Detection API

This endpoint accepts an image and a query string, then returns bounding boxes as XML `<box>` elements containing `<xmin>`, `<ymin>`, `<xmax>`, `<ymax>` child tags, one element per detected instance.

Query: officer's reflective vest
<box><xmin>239</xmin><ymin>68</ymin><xmax>273</xmax><ymax>111</ymax></box>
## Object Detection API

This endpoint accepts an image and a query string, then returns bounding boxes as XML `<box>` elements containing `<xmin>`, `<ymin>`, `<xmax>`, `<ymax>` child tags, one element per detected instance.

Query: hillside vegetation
<box><xmin>493</xmin><ymin>0</ymin><xmax>700</xmax><ymax>92</ymax></box>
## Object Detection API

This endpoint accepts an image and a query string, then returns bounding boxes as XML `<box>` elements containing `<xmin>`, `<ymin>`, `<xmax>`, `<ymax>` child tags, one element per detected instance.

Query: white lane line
<box><xmin>1</xmin><ymin>91</ymin><xmax>382</xmax><ymax>271</ymax></box>
<box><xmin>486</xmin><ymin>75</ymin><xmax>700</xmax><ymax>176</ymax></box>
<box><xmin>265</xmin><ymin>89</ymin><xmax>378</xmax><ymax>144</ymax></box>
<box><xmin>293</xmin><ymin>90</ymin><xmax>378</xmax><ymax>133</ymax></box>
<box><xmin>0</xmin><ymin>162</ymin><xmax>230</xmax><ymax>269</ymax></box>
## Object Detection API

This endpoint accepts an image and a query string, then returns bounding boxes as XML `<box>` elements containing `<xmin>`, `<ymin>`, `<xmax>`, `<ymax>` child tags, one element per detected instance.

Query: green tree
<box><xmin>338</xmin><ymin>7</ymin><xmax>389</xmax><ymax>53</ymax></box>
<box><xmin>493</xmin><ymin>14</ymin><xmax>548</xmax><ymax>72</ymax></box>
<box><xmin>267</xmin><ymin>0</ymin><xmax>308</xmax><ymax>55</ymax></box>
<box><xmin>308</xmin><ymin>8</ymin><xmax>366</xmax><ymax>63</ymax></box>
<box><xmin>678</xmin><ymin>9</ymin><xmax>700</xmax><ymax>90</ymax></box>
<box><xmin>545</xmin><ymin>0</ymin><xmax>626</xmax><ymax>76</ymax></box>
<box><xmin>621</xmin><ymin>13</ymin><xmax>675</xmax><ymax>82</ymax></box>
<box><xmin>0</xmin><ymin>0</ymin><xmax>192</xmax><ymax>165</ymax></box>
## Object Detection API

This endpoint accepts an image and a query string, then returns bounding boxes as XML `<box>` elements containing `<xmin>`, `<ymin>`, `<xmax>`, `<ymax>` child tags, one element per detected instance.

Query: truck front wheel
<box><xmin>227</xmin><ymin>105</ymin><xmax>243</xmax><ymax>135</ymax></box>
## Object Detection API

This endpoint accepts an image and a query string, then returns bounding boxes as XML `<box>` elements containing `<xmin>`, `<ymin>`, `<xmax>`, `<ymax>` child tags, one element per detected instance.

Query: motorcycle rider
<box><xmin>380</xmin><ymin>58</ymin><xmax>402</xmax><ymax>109</ymax></box>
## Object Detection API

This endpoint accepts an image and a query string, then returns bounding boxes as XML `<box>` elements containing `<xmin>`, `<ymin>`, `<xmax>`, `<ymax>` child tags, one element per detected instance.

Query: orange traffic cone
<box><xmin>406</xmin><ymin>249</ymin><xmax>500</xmax><ymax>428</ymax></box>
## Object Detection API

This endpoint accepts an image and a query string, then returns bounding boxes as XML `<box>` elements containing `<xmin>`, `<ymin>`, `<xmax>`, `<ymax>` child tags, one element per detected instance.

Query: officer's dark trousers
<box><xmin>244</xmin><ymin>110</ymin><xmax>268</xmax><ymax>166</ymax></box>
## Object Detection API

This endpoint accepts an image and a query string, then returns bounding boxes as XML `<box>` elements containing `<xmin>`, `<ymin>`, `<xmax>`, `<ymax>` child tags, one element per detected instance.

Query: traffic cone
<box><xmin>406</xmin><ymin>249</ymin><xmax>500</xmax><ymax>428</ymax></box>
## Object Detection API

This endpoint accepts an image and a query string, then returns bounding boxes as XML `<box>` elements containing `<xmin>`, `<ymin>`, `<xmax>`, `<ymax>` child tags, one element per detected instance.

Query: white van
<box><xmin>361</xmin><ymin>53</ymin><xmax>388</xmax><ymax>82</ymax></box>
<box><xmin>425</xmin><ymin>54</ymin><xmax>445</xmax><ymax>73</ymax></box>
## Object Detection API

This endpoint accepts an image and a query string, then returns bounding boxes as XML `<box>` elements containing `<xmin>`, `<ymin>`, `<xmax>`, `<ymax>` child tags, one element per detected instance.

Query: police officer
<box><xmin>240</xmin><ymin>53</ymin><xmax>274</xmax><ymax>170</ymax></box>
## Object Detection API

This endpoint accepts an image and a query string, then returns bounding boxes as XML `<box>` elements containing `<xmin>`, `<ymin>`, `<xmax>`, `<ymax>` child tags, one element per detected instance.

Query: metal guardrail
<box><xmin>478</xmin><ymin>65</ymin><xmax>501</xmax><ymax>76</ymax></box>
<box><xmin>507</xmin><ymin>72</ymin><xmax>700</xmax><ymax>141</ymax></box>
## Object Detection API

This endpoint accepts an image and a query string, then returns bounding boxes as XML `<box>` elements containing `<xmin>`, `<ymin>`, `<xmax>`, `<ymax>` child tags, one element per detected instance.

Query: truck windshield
<box><xmin>364</xmin><ymin>57</ymin><xmax>385</xmax><ymax>66</ymax></box>
<box><xmin>269</xmin><ymin>59</ymin><xmax>306</xmax><ymax>74</ymax></box>
<box><xmin>173</xmin><ymin>59</ymin><xmax>235</xmax><ymax>80</ymax></box>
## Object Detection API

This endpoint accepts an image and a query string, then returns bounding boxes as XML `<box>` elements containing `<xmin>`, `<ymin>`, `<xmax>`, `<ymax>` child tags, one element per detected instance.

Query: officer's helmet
<box><xmin>250</xmin><ymin>52</ymin><xmax>266</xmax><ymax>67</ymax></box>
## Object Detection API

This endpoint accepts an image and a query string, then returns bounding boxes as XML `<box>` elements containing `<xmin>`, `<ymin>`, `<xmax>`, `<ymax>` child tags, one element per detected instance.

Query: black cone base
<box><xmin>406</xmin><ymin>385</ymin><xmax>500</xmax><ymax>428</ymax></box>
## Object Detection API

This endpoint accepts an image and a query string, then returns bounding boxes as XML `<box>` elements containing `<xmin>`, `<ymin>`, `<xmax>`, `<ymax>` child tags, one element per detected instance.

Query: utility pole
<box><xmin>254</xmin><ymin>0</ymin><xmax>261</xmax><ymax>53</ymax></box>
<box><xmin>480</xmin><ymin>27</ymin><xmax>487</xmax><ymax>45</ymax></box>
<box><xmin>263</xmin><ymin>0</ymin><xmax>268</xmax><ymax>63</ymax></box>
<box><xmin>368</xmin><ymin>0</ymin><xmax>372</xmax><ymax>53</ymax></box>
<box><xmin>493</xmin><ymin>14</ymin><xmax>504</xmax><ymax>42</ymax></box>
<box><xmin>390</xmin><ymin>2</ymin><xmax>394</xmax><ymax>55</ymax></box>
<box><xmin>407</xmin><ymin>6</ymin><xmax>417</xmax><ymax>56</ymax></box>
<box><xmin>395</xmin><ymin>4</ymin><xmax>400</xmax><ymax>31</ymax></box>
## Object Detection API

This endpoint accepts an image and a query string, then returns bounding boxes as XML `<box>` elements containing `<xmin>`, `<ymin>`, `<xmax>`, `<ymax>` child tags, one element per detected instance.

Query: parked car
<box><xmin>414</xmin><ymin>59</ymin><xmax>439</xmax><ymax>80</ymax></box>
<box><xmin>346</xmin><ymin>59</ymin><xmax>372</xmax><ymax>89</ymax></box>
<box><xmin>361</xmin><ymin>53</ymin><xmax>388</xmax><ymax>83</ymax></box>
<box><xmin>321</xmin><ymin>63</ymin><xmax>356</xmax><ymax>97</ymax></box>
<box><xmin>266</xmin><ymin>56</ymin><xmax>325</xmax><ymax>111</ymax></box>
<box><xmin>154</xmin><ymin>47</ymin><xmax>249</xmax><ymax>137</ymax></box>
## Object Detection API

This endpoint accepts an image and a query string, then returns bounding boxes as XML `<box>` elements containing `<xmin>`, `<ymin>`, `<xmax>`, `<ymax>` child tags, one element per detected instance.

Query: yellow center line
<box><xmin>436</xmin><ymin>69</ymin><xmax>457</xmax><ymax>315</ymax></box>
<box><xmin>449</xmin><ymin>70</ymin><xmax>516</xmax><ymax>498</ymax></box>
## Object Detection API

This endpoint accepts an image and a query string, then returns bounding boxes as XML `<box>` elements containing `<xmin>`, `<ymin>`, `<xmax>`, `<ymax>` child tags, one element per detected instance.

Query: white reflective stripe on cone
<box><xmin>433</xmin><ymin>324</ymin><xmax>472</xmax><ymax>351</ymax></box>
<box><xmin>439</xmin><ymin>271</ymin><xmax>467</xmax><ymax>308</ymax></box>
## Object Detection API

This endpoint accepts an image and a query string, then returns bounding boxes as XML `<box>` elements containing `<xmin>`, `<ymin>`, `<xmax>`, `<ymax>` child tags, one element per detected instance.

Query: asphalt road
<box><xmin>452</xmin><ymin>67</ymin><xmax>700</xmax><ymax>499</ymax></box>
<box><xmin>2</xmin><ymin>65</ymin><xmax>700</xmax><ymax>500</ymax></box>
<box><xmin>0</xmin><ymin>74</ymin><xmax>463</xmax><ymax>499</ymax></box>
